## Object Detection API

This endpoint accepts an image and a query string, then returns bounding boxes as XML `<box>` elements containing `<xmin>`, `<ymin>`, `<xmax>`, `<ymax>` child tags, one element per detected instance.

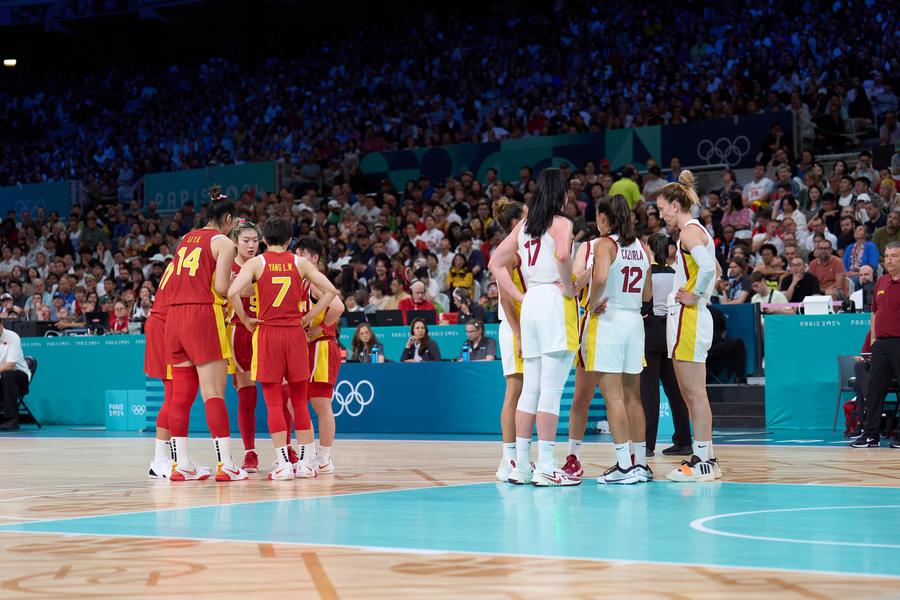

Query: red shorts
<box><xmin>251</xmin><ymin>325</ymin><xmax>310</xmax><ymax>383</ymax></box>
<box><xmin>229</xmin><ymin>322</ymin><xmax>254</xmax><ymax>373</ymax></box>
<box><xmin>165</xmin><ymin>304</ymin><xmax>232</xmax><ymax>366</ymax></box>
<box><xmin>144</xmin><ymin>315</ymin><xmax>170</xmax><ymax>380</ymax></box>
<box><xmin>308</xmin><ymin>337</ymin><xmax>341</xmax><ymax>397</ymax></box>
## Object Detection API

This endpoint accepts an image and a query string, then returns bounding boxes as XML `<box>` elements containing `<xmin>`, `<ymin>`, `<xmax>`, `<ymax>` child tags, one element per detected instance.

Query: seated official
<box><xmin>458</xmin><ymin>319</ymin><xmax>497</xmax><ymax>361</ymax></box>
<box><xmin>349</xmin><ymin>323</ymin><xmax>385</xmax><ymax>363</ymax></box>
<box><xmin>399</xmin><ymin>318</ymin><xmax>442</xmax><ymax>362</ymax></box>
<box><xmin>0</xmin><ymin>318</ymin><xmax>32</xmax><ymax>430</ymax></box>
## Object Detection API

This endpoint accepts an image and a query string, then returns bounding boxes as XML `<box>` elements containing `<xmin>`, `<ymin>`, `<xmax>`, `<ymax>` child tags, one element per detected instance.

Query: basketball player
<box><xmin>656</xmin><ymin>171</ymin><xmax>722</xmax><ymax>482</ymax></box>
<box><xmin>580</xmin><ymin>195</ymin><xmax>652</xmax><ymax>484</ymax></box>
<box><xmin>489</xmin><ymin>168</ymin><xmax>581</xmax><ymax>486</ymax></box>
<box><xmin>491</xmin><ymin>197</ymin><xmax>526</xmax><ymax>481</ymax></box>
<box><xmin>228</xmin><ymin>220</ymin><xmax>263</xmax><ymax>473</ymax></box>
<box><xmin>227</xmin><ymin>218</ymin><xmax>338</xmax><ymax>480</ymax></box>
<box><xmin>164</xmin><ymin>195</ymin><xmax>246</xmax><ymax>482</ymax></box>
<box><xmin>295</xmin><ymin>236</ymin><xmax>345</xmax><ymax>475</ymax></box>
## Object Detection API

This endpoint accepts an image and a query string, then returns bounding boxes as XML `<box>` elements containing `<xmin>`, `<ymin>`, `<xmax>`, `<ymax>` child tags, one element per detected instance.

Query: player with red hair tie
<box><xmin>164</xmin><ymin>194</ymin><xmax>247</xmax><ymax>482</ymax></box>
<box><xmin>228</xmin><ymin>218</ymin><xmax>338</xmax><ymax>480</ymax></box>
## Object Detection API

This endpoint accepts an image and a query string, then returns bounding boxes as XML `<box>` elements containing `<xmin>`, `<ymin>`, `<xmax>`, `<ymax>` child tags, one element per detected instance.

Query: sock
<box><xmin>154</xmin><ymin>439</ymin><xmax>169</xmax><ymax>462</ymax></box>
<box><xmin>537</xmin><ymin>440</ymin><xmax>555</xmax><ymax>472</ymax></box>
<box><xmin>567</xmin><ymin>438</ymin><xmax>582</xmax><ymax>458</ymax></box>
<box><xmin>708</xmin><ymin>441</ymin><xmax>715</xmax><ymax>460</ymax></box>
<box><xmin>172</xmin><ymin>436</ymin><xmax>190</xmax><ymax>465</ymax></box>
<box><xmin>275</xmin><ymin>445</ymin><xmax>290</xmax><ymax>466</ymax></box>
<box><xmin>318</xmin><ymin>444</ymin><xmax>332</xmax><ymax>463</ymax></box>
<box><xmin>615</xmin><ymin>442</ymin><xmax>631</xmax><ymax>470</ymax></box>
<box><xmin>213</xmin><ymin>436</ymin><xmax>233</xmax><ymax>466</ymax></box>
<box><xmin>502</xmin><ymin>442</ymin><xmax>516</xmax><ymax>462</ymax></box>
<box><xmin>693</xmin><ymin>440</ymin><xmax>711</xmax><ymax>461</ymax></box>
<box><xmin>169</xmin><ymin>366</ymin><xmax>199</xmax><ymax>437</ymax></box>
<box><xmin>633</xmin><ymin>441</ymin><xmax>647</xmax><ymax>466</ymax></box>
<box><xmin>515</xmin><ymin>437</ymin><xmax>531</xmax><ymax>470</ymax></box>
<box><xmin>299</xmin><ymin>442</ymin><xmax>316</xmax><ymax>464</ymax></box>
<box><xmin>237</xmin><ymin>386</ymin><xmax>257</xmax><ymax>451</ymax></box>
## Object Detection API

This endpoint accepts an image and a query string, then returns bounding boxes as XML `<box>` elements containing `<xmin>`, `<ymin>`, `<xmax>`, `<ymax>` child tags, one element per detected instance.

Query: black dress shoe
<box><xmin>890</xmin><ymin>438</ymin><xmax>900</xmax><ymax>449</ymax></box>
<box><xmin>0</xmin><ymin>419</ymin><xmax>20</xmax><ymax>431</ymax></box>
<box><xmin>646</xmin><ymin>450</ymin><xmax>655</xmax><ymax>458</ymax></box>
<box><xmin>662</xmin><ymin>444</ymin><xmax>693</xmax><ymax>456</ymax></box>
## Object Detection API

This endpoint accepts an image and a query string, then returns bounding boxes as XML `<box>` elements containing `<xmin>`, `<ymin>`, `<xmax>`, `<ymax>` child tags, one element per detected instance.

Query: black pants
<box><xmin>863</xmin><ymin>337</ymin><xmax>900</xmax><ymax>437</ymax></box>
<box><xmin>850</xmin><ymin>359</ymin><xmax>870</xmax><ymax>426</ymax></box>
<box><xmin>640</xmin><ymin>316</ymin><xmax>692</xmax><ymax>452</ymax></box>
<box><xmin>707</xmin><ymin>338</ymin><xmax>746</xmax><ymax>383</ymax></box>
<box><xmin>0</xmin><ymin>370</ymin><xmax>28</xmax><ymax>421</ymax></box>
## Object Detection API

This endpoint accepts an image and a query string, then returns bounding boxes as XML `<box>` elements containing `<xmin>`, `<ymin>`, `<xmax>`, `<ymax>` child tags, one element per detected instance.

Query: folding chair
<box><xmin>16</xmin><ymin>356</ymin><xmax>40</xmax><ymax>428</ymax></box>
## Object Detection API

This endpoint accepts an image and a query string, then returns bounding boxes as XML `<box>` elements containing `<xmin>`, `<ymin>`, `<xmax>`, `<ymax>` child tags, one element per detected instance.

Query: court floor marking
<box><xmin>691</xmin><ymin>505</ymin><xmax>900</xmax><ymax>549</ymax></box>
<box><xmin>5</xmin><ymin>525</ymin><xmax>899</xmax><ymax>581</ymax></box>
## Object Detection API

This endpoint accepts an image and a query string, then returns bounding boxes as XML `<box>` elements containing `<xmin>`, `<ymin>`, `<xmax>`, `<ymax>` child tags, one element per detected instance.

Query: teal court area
<box><xmin>3</xmin><ymin>480</ymin><xmax>899</xmax><ymax>579</ymax></box>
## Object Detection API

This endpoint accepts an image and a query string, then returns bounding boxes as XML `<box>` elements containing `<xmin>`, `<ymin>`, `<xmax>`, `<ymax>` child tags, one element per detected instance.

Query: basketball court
<box><xmin>1</xmin><ymin>430</ymin><xmax>898</xmax><ymax>598</ymax></box>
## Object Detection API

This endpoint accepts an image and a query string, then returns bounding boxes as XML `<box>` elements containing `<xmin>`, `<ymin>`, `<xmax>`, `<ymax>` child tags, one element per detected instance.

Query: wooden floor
<box><xmin>0</xmin><ymin>437</ymin><xmax>898</xmax><ymax>599</ymax></box>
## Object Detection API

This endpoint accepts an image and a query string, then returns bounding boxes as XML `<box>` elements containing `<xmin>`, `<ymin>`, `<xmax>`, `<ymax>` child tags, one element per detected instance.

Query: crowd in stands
<box><xmin>2</xmin><ymin>0</ymin><xmax>898</xmax><ymax>194</ymax></box>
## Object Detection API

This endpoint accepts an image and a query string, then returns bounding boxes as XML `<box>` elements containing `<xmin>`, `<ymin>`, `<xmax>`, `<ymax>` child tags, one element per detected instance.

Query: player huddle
<box><xmin>143</xmin><ymin>196</ymin><xmax>343</xmax><ymax>482</ymax></box>
<box><xmin>489</xmin><ymin>168</ymin><xmax>722</xmax><ymax>486</ymax></box>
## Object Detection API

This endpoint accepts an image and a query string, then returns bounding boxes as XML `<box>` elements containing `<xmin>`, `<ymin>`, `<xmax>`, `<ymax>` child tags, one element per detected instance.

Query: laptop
<box><xmin>344</xmin><ymin>312</ymin><xmax>368</xmax><ymax>327</ymax></box>
<box><xmin>84</xmin><ymin>312</ymin><xmax>110</xmax><ymax>331</ymax></box>
<box><xmin>373</xmin><ymin>310</ymin><xmax>403</xmax><ymax>326</ymax></box>
<box><xmin>406</xmin><ymin>309</ymin><xmax>437</xmax><ymax>325</ymax></box>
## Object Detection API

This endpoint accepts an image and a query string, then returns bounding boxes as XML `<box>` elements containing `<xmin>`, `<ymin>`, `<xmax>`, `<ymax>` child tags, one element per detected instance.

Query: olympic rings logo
<box><xmin>332</xmin><ymin>380</ymin><xmax>374</xmax><ymax>417</ymax></box>
<box><xmin>131</xmin><ymin>404</ymin><xmax>146</xmax><ymax>416</ymax></box>
<box><xmin>696</xmin><ymin>136</ymin><xmax>751</xmax><ymax>167</ymax></box>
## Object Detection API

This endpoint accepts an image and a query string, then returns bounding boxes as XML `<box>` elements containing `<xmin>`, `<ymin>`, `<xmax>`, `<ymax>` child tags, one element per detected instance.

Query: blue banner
<box><xmin>143</xmin><ymin>162</ymin><xmax>277</xmax><ymax>214</ymax></box>
<box><xmin>0</xmin><ymin>181</ymin><xmax>71</xmax><ymax>219</ymax></box>
<box><xmin>765</xmin><ymin>314</ymin><xmax>870</xmax><ymax>430</ymax></box>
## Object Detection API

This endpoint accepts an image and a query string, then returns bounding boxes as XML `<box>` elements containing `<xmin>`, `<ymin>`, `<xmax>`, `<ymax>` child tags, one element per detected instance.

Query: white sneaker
<box><xmin>507</xmin><ymin>460</ymin><xmax>534</xmax><ymax>485</ymax></box>
<box><xmin>214</xmin><ymin>462</ymin><xmax>249</xmax><ymax>482</ymax></box>
<box><xmin>709</xmin><ymin>458</ymin><xmax>722</xmax><ymax>479</ymax></box>
<box><xmin>633</xmin><ymin>464</ymin><xmax>654</xmax><ymax>482</ymax></box>
<box><xmin>294</xmin><ymin>460</ymin><xmax>317</xmax><ymax>479</ymax></box>
<box><xmin>149</xmin><ymin>458</ymin><xmax>173</xmax><ymax>479</ymax></box>
<box><xmin>532</xmin><ymin>467</ymin><xmax>582</xmax><ymax>487</ymax></box>
<box><xmin>170</xmin><ymin>461</ymin><xmax>212</xmax><ymax>482</ymax></box>
<box><xmin>317</xmin><ymin>456</ymin><xmax>335</xmax><ymax>475</ymax></box>
<box><xmin>597</xmin><ymin>464</ymin><xmax>640</xmax><ymax>485</ymax></box>
<box><xmin>495</xmin><ymin>458</ymin><xmax>515</xmax><ymax>482</ymax></box>
<box><xmin>666</xmin><ymin>456</ymin><xmax>716</xmax><ymax>482</ymax></box>
<box><xmin>268</xmin><ymin>462</ymin><xmax>295</xmax><ymax>481</ymax></box>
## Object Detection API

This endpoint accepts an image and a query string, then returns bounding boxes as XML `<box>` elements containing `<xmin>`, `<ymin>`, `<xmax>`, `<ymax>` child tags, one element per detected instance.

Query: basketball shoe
<box><xmin>495</xmin><ymin>458</ymin><xmax>515</xmax><ymax>482</ymax></box>
<box><xmin>241</xmin><ymin>450</ymin><xmax>259</xmax><ymax>473</ymax></box>
<box><xmin>215</xmin><ymin>462</ymin><xmax>249</xmax><ymax>482</ymax></box>
<box><xmin>597</xmin><ymin>464</ymin><xmax>640</xmax><ymax>485</ymax></box>
<box><xmin>532</xmin><ymin>467</ymin><xmax>582</xmax><ymax>487</ymax></box>
<box><xmin>170</xmin><ymin>462</ymin><xmax>212</xmax><ymax>482</ymax></box>
<box><xmin>268</xmin><ymin>463</ymin><xmax>295</xmax><ymax>481</ymax></box>
<box><xmin>507</xmin><ymin>460</ymin><xmax>534</xmax><ymax>485</ymax></box>
<box><xmin>666</xmin><ymin>456</ymin><xmax>716</xmax><ymax>482</ymax></box>
<box><xmin>317</xmin><ymin>455</ymin><xmax>335</xmax><ymax>474</ymax></box>
<box><xmin>294</xmin><ymin>460</ymin><xmax>317</xmax><ymax>479</ymax></box>
<box><xmin>633</xmin><ymin>464</ymin><xmax>654</xmax><ymax>482</ymax></box>
<box><xmin>709</xmin><ymin>458</ymin><xmax>722</xmax><ymax>479</ymax></box>
<box><xmin>562</xmin><ymin>454</ymin><xmax>584</xmax><ymax>477</ymax></box>
<box><xmin>148</xmin><ymin>457</ymin><xmax>173</xmax><ymax>479</ymax></box>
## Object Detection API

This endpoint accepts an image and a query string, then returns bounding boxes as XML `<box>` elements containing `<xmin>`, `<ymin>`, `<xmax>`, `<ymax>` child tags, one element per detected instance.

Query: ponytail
<box><xmin>595</xmin><ymin>194</ymin><xmax>636</xmax><ymax>247</ymax></box>
<box><xmin>657</xmin><ymin>169</ymin><xmax>701</xmax><ymax>212</ymax></box>
<box><xmin>492</xmin><ymin>196</ymin><xmax>525</xmax><ymax>233</ymax></box>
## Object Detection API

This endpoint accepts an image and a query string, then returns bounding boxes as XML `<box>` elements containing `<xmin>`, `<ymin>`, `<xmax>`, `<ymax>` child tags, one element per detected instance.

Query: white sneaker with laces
<box><xmin>149</xmin><ymin>458</ymin><xmax>173</xmax><ymax>479</ymax></box>
<box><xmin>294</xmin><ymin>460</ymin><xmax>317</xmax><ymax>479</ymax></box>
<box><xmin>215</xmin><ymin>462</ymin><xmax>249</xmax><ymax>482</ymax></box>
<box><xmin>268</xmin><ymin>463</ymin><xmax>295</xmax><ymax>481</ymax></box>
<box><xmin>633</xmin><ymin>464</ymin><xmax>654</xmax><ymax>482</ymax></box>
<box><xmin>532</xmin><ymin>467</ymin><xmax>582</xmax><ymax>487</ymax></box>
<box><xmin>709</xmin><ymin>458</ymin><xmax>722</xmax><ymax>479</ymax></box>
<box><xmin>317</xmin><ymin>456</ymin><xmax>335</xmax><ymax>475</ymax></box>
<box><xmin>597</xmin><ymin>464</ymin><xmax>640</xmax><ymax>485</ymax></box>
<box><xmin>170</xmin><ymin>461</ymin><xmax>212</xmax><ymax>482</ymax></box>
<box><xmin>666</xmin><ymin>456</ymin><xmax>716</xmax><ymax>482</ymax></box>
<box><xmin>507</xmin><ymin>460</ymin><xmax>534</xmax><ymax>485</ymax></box>
<box><xmin>495</xmin><ymin>459</ymin><xmax>515</xmax><ymax>482</ymax></box>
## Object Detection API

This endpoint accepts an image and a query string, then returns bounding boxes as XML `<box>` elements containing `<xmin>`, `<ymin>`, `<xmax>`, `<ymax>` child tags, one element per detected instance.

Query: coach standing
<box><xmin>852</xmin><ymin>241</ymin><xmax>900</xmax><ymax>449</ymax></box>
<box><xmin>0</xmin><ymin>319</ymin><xmax>32</xmax><ymax>430</ymax></box>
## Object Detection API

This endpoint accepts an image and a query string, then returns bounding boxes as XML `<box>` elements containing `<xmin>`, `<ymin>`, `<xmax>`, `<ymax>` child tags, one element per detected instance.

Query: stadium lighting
<box><xmin>3</xmin><ymin>59</ymin><xmax>16</xmax><ymax>68</ymax></box>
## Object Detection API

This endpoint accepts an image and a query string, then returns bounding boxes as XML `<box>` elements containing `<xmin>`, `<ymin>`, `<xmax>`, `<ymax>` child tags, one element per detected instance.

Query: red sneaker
<box><xmin>241</xmin><ymin>450</ymin><xmax>259</xmax><ymax>473</ymax></box>
<box><xmin>562</xmin><ymin>454</ymin><xmax>583</xmax><ymax>477</ymax></box>
<box><xmin>288</xmin><ymin>446</ymin><xmax>299</xmax><ymax>465</ymax></box>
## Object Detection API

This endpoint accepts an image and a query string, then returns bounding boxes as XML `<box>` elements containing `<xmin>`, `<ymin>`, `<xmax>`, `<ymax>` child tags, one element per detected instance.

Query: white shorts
<box><xmin>666</xmin><ymin>293</ymin><xmax>713</xmax><ymax>363</ymax></box>
<box><xmin>499</xmin><ymin>320</ymin><xmax>523</xmax><ymax>377</ymax></box>
<box><xmin>579</xmin><ymin>308</ymin><xmax>645</xmax><ymax>374</ymax></box>
<box><xmin>519</xmin><ymin>284</ymin><xmax>580</xmax><ymax>359</ymax></box>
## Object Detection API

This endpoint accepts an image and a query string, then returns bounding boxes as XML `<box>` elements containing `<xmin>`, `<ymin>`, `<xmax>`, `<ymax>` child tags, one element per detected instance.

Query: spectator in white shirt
<box><xmin>743</xmin><ymin>163</ymin><xmax>775</xmax><ymax>208</ymax></box>
<box><xmin>416</xmin><ymin>216</ymin><xmax>445</xmax><ymax>253</ymax></box>
<box><xmin>436</xmin><ymin>237</ymin><xmax>454</xmax><ymax>285</ymax></box>
<box><xmin>0</xmin><ymin>319</ymin><xmax>32</xmax><ymax>430</ymax></box>
<box><xmin>748</xmin><ymin>272</ymin><xmax>794</xmax><ymax>315</ymax></box>
<box><xmin>804</xmin><ymin>217</ymin><xmax>839</xmax><ymax>253</ymax></box>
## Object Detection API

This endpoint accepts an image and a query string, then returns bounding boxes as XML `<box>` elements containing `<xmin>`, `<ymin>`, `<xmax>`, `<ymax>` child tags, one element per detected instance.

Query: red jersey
<box><xmin>149</xmin><ymin>263</ymin><xmax>175</xmax><ymax>322</ymax></box>
<box><xmin>230</xmin><ymin>260</ymin><xmax>258</xmax><ymax>324</ymax></box>
<box><xmin>254</xmin><ymin>251</ymin><xmax>306</xmax><ymax>327</ymax></box>
<box><xmin>308</xmin><ymin>297</ymin><xmax>337</xmax><ymax>342</ymax></box>
<box><xmin>168</xmin><ymin>228</ymin><xmax>228</xmax><ymax>306</ymax></box>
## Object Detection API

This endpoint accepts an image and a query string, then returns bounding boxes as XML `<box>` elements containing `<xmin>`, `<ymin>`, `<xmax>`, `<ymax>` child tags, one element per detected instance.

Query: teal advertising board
<box><xmin>765</xmin><ymin>314</ymin><xmax>871</xmax><ymax>430</ymax></box>
<box><xmin>0</xmin><ymin>181</ymin><xmax>71</xmax><ymax>218</ymax></box>
<box><xmin>143</xmin><ymin>162</ymin><xmax>277</xmax><ymax>214</ymax></box>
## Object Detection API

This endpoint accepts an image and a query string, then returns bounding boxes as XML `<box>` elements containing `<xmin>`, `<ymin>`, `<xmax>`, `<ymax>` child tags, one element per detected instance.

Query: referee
<box><xmin>640</xmin><ymin>234</ymin><xmax>693</xmax><ymax>456</ymax></box>
<box><xmin>852</xmin><ymin>241</ymin><xmax>900</xmax><ymax>448</ymax></box>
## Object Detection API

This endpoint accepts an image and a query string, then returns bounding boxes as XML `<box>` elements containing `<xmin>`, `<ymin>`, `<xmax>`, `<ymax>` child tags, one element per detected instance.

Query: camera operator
<box><xmin>453</xmin><ymin>287</ymin><xmax>486</xmax><ymax>325</ymax></box>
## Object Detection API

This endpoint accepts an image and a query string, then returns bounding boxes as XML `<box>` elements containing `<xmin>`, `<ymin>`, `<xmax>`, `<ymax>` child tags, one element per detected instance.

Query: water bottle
<box><xmin>370</xmin><ymin>346</ymin><xmax>379</xmax><ymax>364</ymax></box>
<box><xmin>461</xmin><ymin>342</ymin><xmax>471</xmax><ymax>362</ymax></box>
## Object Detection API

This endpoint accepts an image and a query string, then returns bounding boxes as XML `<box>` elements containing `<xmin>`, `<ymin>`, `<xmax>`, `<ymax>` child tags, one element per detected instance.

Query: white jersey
<box><xmin>590</xmin><ymin>235</ymin><xmax>648</xmax><ymax>311</ymax></box>
<box><xmin>674</xmin><ymin>219</ymin><xmax>716</xmax><ymax>300</ymax></box>
<box><xmin>517</xmin><ymin>221</ymin><xmax>560</xmax><ymax>287</ymax></box>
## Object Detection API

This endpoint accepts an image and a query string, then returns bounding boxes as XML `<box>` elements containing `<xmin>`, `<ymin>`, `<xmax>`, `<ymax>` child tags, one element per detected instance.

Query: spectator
<box><xmin>609</xmin><ymin>167</ymin><xmax>642</xmax><ymax>210</ymax></box>
<box><xmin>843</xmin><ymin>225</ymin><xmax>881</xmax><ymax>283</ymax></box>
<box><xmin>366</xmin><ymin>280</ymin><xmax>390</xmax><ymax>312</ymax></box>
<box><xmin>779</xmin><ymin>256</ymin><xmax>822</xmax><ymax>303</ymax></box>
<box><xmin>349</xmin><ymin>323</ymin><xmax>385</xmax><ymax>363</ymax></box>
<box><xmin>109</xmin><ymin>301</ymin><xmax>130</xmax><ymax>333</ymax></box>
<box><xmin>743</xmin><ymin>163</ymin><xmax>775</xmax><ymax>209</ymax></box>
<box><xmin>807</xmin><ymin>239</ymin><xmax>847</xmax><ymax>299</ymax></box>
<box><xmin>382</xmin><ymin>278</ymin><xmax>410</xmax><ymax>311</ymax></box>
<box><xmin>458</xmin><ymin>319</ymin><xmax>497</xmax><ymax>361</ymax></box>
<box><xmin>850</xmin><ymin>265</ymin><xmax>877</xmax><ymax>312</ymax></box>
<box><xmin>804</xmin><ymin>217</ymin><xmax>839</xmax><ymax>254</ymax></box>
<box><xmin>453</xmin><ymin>287</ymin><xmax>487</xmax><ymax>325</ymax></box>
<box><xmin>7</xmin><ymin>280</ymin><xmax>26</xmax><ymax>310</ymax></box>
<box><xmin>721</xmin><ymin>192</ymin><xmax>752</xmax><ymax>231</ymax></box>
<box><xmin>0</xmin><ymin>293</ymin><xmax>23</xmax><ymax>319</ymax></box>
<box><xmin>749</xmin><ymin>272</ymin><xmax>794</xmax><ymax>314</ymax></box>
<box><xmin>872</xmin><ymin>210</ymin><xmax>900</xmax><ymax>258</ymax></box>
<box><xmin>399</xmin><ymin>318</ymin><xmax>441</xmax><ymax>362</ymax></box>
<box><xmin>719</xmin><ymin>258</ymin><xmax>751</xmax><ymax>304</ymax></box>
<box><xmin>398</xmin><ymin>280</ymin><xmax>437</xmax><ymax>324</ymax></box>
<box><xmin>456</xmin><ymin>232</ymin><xmax>484</xmax><ymax>278</ymax></box>
<box><xmin>446</xmin><ymin>253</ymin><xmax>474</xmax><ymax>299</ymax></box>
<box><xmin>0</xmin><ymin>318</ymin><xmax>32</xmax><ymax>430</ymax></box>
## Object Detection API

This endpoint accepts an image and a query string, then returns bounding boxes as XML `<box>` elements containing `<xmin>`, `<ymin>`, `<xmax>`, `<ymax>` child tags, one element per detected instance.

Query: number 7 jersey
<box><xmin>254</xmin><ymin>251</ymin><xmax>307</xmax><ymax>326</ymax></box>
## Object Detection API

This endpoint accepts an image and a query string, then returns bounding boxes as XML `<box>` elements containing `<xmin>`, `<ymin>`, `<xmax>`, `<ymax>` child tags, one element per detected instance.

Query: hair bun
<box><xmin>678</xmin><ymin>169</ymin><xmax>697</xmax><ymax>190</ymax></box>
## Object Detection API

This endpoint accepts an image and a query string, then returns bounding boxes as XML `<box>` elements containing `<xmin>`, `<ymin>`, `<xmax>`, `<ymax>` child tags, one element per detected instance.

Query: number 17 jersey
<box><xmin>254</xmin><ymin>251</ymin><xmax>306</xmax><ymax>327</ymax></box>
